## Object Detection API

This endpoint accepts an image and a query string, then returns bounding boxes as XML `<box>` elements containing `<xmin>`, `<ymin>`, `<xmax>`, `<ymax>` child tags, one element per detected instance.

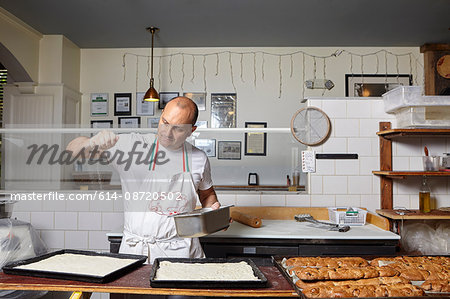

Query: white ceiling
<box><xmin>1</xmin><ymin>0</ymin><xmax>449</xmax><ymax>48</ymax></box>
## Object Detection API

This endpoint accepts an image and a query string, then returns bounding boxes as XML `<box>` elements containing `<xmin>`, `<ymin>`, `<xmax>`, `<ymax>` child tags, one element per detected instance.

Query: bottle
<box><xmin>419</xmin><ymin>177</ymin><xmax>431</xmax><ymax>213</ymax></box>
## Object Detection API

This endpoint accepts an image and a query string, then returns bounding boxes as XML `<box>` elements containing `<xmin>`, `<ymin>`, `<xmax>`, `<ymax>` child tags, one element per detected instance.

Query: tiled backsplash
<box><xmin>11</xmin><ymin>99</ymin><xmax>450</xmax><ymax>254</ymax></box>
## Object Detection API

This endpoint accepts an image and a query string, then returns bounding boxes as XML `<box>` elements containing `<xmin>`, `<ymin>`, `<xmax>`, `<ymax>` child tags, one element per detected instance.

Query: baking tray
<box><xmin>2</xmin><ymin>249</ymin><xmax>147</xmax><ymax>283</ymax></box>
<box><xmin>150</xmin><ymin>257</ymin><xmax>268</xmax><ymax>288</ymax></box>
<box><xmin>272</xmin><ymin>255</ymin><xmax>448</xmax><ymax>299</ymax></box>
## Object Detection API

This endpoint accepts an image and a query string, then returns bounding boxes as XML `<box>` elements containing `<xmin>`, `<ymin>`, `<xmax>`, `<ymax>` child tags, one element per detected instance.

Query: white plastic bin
<box><xmin>383</xmin><ymin>86</ymin><xmax>450</xmax><ymax>113</ymax></box>
<box><xmin>328</xmin><ymin>207</ymin><xmax>367</xmax><ymax>226</ymax></box>
<box><xmin>395</xmin><ymin>106</ymin><xmax>450</xmax><ymax>128</ymax></box>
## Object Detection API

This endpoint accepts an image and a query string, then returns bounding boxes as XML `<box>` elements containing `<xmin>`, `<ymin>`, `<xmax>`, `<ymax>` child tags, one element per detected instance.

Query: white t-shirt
<box><xmin>106</xmin><ymin>133</ymin><xmax>213</xmax><ymax>192</ymax></box>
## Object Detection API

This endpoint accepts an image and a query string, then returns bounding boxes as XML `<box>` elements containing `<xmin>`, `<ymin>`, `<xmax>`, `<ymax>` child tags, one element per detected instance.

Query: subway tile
<box><xmin>11</xmin><ymin>212</ymin><xmax>30</xmax><ymax>222</ymax></box>
<box><xmin>410</xmin><ymin>156</ymin><xmax>423</xmax><ymax>171</ymax></box>
<box><xmin>308</xmin><ymin>99</ymin><xmax>322</xmax><ymax>109</ymax></box>
<box><xmin>89</xmin><ymin>231</ymin><xmax>110</xmax><ymax>250</ymax></box>
<box><xmin>78</xmin><ymin>212</ymin><xmax>102</xmax><ymax>230</ymax></box>
<box><xmin>55</xmin><ymin>212</ymin><xmax>78</xmax><ymax>230</ymax></box>
<box><xmin>310</xmin><ymin>195</ymin><xmax>335</xmax><ymax>207</ymax></box>
<box><xmin>217</xmin><ymin>194</ymin><xmax>236</xmax><ymax>206</ymax></box>
<box><xmin>30</xmin><ymin>212</ymin><xmax>54</xmax><ymax>230</ymax></box>
<box><xmin>335</xmin><ymin>119</ymin><xmax>359</xmax><ymax>137</ymax></box>
<box><xmin>393</xmin><ymin>157</ymin><xmax>410</xmax><ymax>171</ymax></box>
<box><xmin>323</xmin><ymin>176</ymin><xmax>347</xmax><ymax>194</ymax></box>
<box><xmin>42</xmin><ymin>199</ymin><xmax>66</xmax><ymax>212</ymax></box>
<box><xmin>370</xmin><ymin>100</ymin><xmax>388</xmax><ymax>118</ymax></box>
<box><xmin>40</xmin><ymin>230</ymin><xmax>65</xmax><ymax>249</ymax></box>
<box><xmin>360</xmin><ymin>195</ymin><xmax>380</xmax><ymax>212</ymax></box>
<box><xmin>102</xmin><ymin>212</ymin><xmax>124</xmax><ymax>232</ymax></box>
<box><xmin>372</xmin><ymin>176</ymin><xmax>381</xmax><ymax>195</ymax></box>
<box><xmin>335</xmin><ymin>195</ymin><xmax>361</xmax><ymax>208</ymax></box>
<box><xmin>347</xmin><ymin>100</ymin><xmax>371</xmax><ymax>119</ymax></box>
<box><xmin>13</xmin><ymin>199</ymin><xmax>42</xmax><ymax>212</ymax></box>
<box><xmin>370</xmin><ymin>137</ymin><xmax>380</xmax><ymax>156</ymax></box>
<box><xmin>113</xmin><ymin>199</ymin><xmax>124</xmax><ymax>212</ymax></box>
<box><xmin>397</xmin><ymin>177</ymin><xmax>420</xmax><ymax>195</ymax></box>
<box><xmin>322</xmin><ymin>100</ymin><xmax>346</xmax><ymax>119</ymax></box>
<box><xmin>409</xmin><ymin>195</ymin><xmax>420</xmax><ymax>210</ymax></box>
<box><xmin>236</xmin><ymin>194</ymin><xmax>260</xmax><ymax>206</ymax></box>
<box><xmin>348</xmin><ymin>138</ymin><xmax>372</xmax><ymax>156</ymax></box>
<box><xmin>65</xmin><ymin>231</ymin><xmax>88</xmax><ymax>249</ymax></box>
<box><xmin>310</xmin><ymin>175</ymin><xmax>323</xmax><ymax>194</ymax></box>
<box><xmin>359</xmin><ymin>157</ymin><xmax>378</xmax><ymax>176</ymax></box>
<box><xmin>66</xmin><ymin>199</ymin><xmax>90</xmax><ymax>212</ymax></box>
<box><xmin>315</xmin><ymin>159</ymin><xmax>335</xmax><ymax>175</ymax></box>
<box><xmin>359</xmin><ymin>119</ymin><xmax>379</xmax><ymax>137</ymax></box>
<box><xmin>89</xmin><ymin>196</ymin><xmax>115</xmax><ymax>212</ymax></box>
<box><xmin>393</xmin><ymin>195</ymin><xmax>411</xmax><ymax>209</ymax></box>
<box><xmin>434</xmin><ymin>194</ymin><xmax>450</xmax><ymax>209</ymax></box>
<box><xmin>348</xmin><ymin>176</ymin><xmax>372</xmax><ymax>194</ymax></box>
<box><xmin>421</xmin><ymin>137</ymin><xmax>447</xmax><ymax>156</ymax></box>
<box><xmin>395</xmin><ymin>137</ymin><xmax>421</xmax><ymax>156</ymax></box>
<box><xmin>430</xmin><ymin>177</ymin><xmax>448</xmax><ymax>194</ymax></box>
<box><xmin>286</xmin><ymin>194</ymin><xmax>311</xmax><ymax>207</ymax></box>
<box><xmin>261</xmin><ymin>194</ymin><xmax>286</xmax><ymax>207</ymax></box>
<box><xmin>335</xmin><ymin>160</ymin><xmax>359</xmax><ymax>175</ymax></box>
<box><xmin>321</xmin><ymin>138</ymin><xmax>347</xmax><ymax>152</ymax></box>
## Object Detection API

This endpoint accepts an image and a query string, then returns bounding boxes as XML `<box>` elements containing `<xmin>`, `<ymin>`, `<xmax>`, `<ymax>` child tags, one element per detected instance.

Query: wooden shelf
<box><xmin>377</xmin><ymin>128</ymin><xmax>450</xmax><ymax>140</ymax></box>
<box><xmin>373</xmin><ymin>170</ymin><xmax>450</xmax><ymax>179</ymax></box>
<box><xmin>377</xmin><ymin>209</ymin><xmax>450</xmax><ymax>220</ymax></box>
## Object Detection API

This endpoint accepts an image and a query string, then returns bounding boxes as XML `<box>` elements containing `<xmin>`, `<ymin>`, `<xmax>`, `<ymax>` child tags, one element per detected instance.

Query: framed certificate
<box><xmin>195</xmin><ymin>120</ymin><xmax>208</xmax><ymax>128</ymax></box>
<box><xmin>147</xmin><ymin>117</ymin><xmax>160</xmax><ymax>128</ymax></box>
<box><xmin>184</xmin><ymin>92</ymin><xmax>206</xmax><ymax>110</ymax></box>
<box><xmin>91</xmin><ymin>120</ymin><xmax>113</xmax><ymax>129</ymax></box>
<box><xmin>218</xmin><ymin>141</ymin><xmax>241</xmax><ymax>160</ymax></box>
<box><xmin>211</xmin><ymin>93</ymin><xmax>236</xmax><ymax>128</ymax></box>
<box><xmin>136</xmin><ymin>92</ymin><xmax>155</xmax><ymax>116</ymax></box>
<box><xmin>245</xmin><ymin>122</ymin><xmax>267</xmax><ymax>156</ymax></box>
<box><xmin>158</xmin><ymin>92</ymin><xmax>179</xmax><ymax>109</ymax></box>
<box><xmin>118</xmin><ymin>117</ymin><xmax>140</xmax><ymax>128</ymax></box>
<box><xmin>90</xmin><ymin>93</ymin><xmax>108</xmax><ymax>117</ymax></box>
<box><xmin>114</xmin><ymin>93</ymin><xmax>132</xmax><ymax>116</ymax></box>
<box><xmin>194</xmin><ymin>139</ymin><xmax>216</xmax><ymax>157</ymax></box>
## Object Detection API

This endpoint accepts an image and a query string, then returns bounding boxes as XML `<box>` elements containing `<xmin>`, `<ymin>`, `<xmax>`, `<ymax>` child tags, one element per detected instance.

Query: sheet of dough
<box><xmin>16</xmin><ymin>253</ymin><xmax>137</xmax><ymax>277</ymax></box>
<box><xmin>154</xmin><ymin>261</ymin><xmax>259</xmax><ymax>281</ymax></box>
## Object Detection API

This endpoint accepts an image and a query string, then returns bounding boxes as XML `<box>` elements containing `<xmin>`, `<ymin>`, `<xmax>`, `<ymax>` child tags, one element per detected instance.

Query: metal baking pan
<box><xmin>170</xmin><ymin>205</ymin><xmax>232</xmax><ymax>238</ymax></box>
<box><xmin>150</xmin><ymin>257</ymin><xmax>268</xmax><ymax>288</ymax></box>
<box><xmin>272</xmin><ymin>255</ymin><xmax>448</xmax><ymax>299</ymax></box>
<box><xmin>2</xmin><ymin>249</ymin><xmax>147</xmax><ymax>283</ymax></box>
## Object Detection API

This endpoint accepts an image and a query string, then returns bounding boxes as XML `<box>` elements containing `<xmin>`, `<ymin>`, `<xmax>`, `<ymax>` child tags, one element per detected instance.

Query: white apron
<box><xmin>118</xmin><ymin>139</ymin><xmax>205</xmax><ymax>264</ymax></box>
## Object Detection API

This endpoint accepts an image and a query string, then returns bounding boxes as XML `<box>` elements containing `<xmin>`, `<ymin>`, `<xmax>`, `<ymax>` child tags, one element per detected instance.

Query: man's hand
<box><xmin>210</xmin><ymin>201</ymin><xmax>221</xmax><ymax>210</ymax></box>
<box><xmin>89</xmin><ymin>130</ymin><xmax>119</xmax><ymax>150</ymax></box>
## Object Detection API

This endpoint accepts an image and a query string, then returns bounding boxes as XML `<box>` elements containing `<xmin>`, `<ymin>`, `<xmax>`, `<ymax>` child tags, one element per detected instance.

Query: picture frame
<box><xmin>118</xmin><ymin>117</ymin><xmax>140</xmax><ymax>128</ymax></box>
<box><xmin>194</xmin><ymin>139</ymin><xmax>216</xmax><ymax>157</ymax></box>
<box><xmin>211</xmin><ymin>93</ymin><xmax>237</xmax><ymax>128</ymax></box>
<box><xmin>184</xmin><ymin>92</ymin><xmax>206</xmax><ymax>110</ymax></box>
<box><xmin>345</xmin><ymin>74</ymin><xmax>413</xmax><ymax>97</ymax></box>
<box><xmin>90</xmin><ymin>120</ymin><xmax>113</xmax><ymax>129</ymax></box>
<box><xmin>244</xmin><ymin>122</ymin><xmax>267</xmax><ymax>156</ymax></box>
<box><xmin>218</xmin><ymin>141</ymin><xmax>241</xmax><ymax>160</ymax></box>
<box><xmin>90</xmin><ymin>93</ymin><xmax>108</xmax><ymax>117</ymax></box>
<box><xmin>158</xmin><ymin>92</ymin><xmax>179</xmax><ymax>109</ymax></box>
<box><xmin>114</xmin><ymin>93</ymin><xmax>132</xmax><ymax>116</ymax></box>
<box><xmin>195</xmin><ymin>120</ymin><xmax>208</xmax><ymax>128</ymax></box>
<box><xmin>136</xmin><ymin>92</ymin><xmax>154</xmax><ymax>116</ymax></box>
<box><xmin>147</xmin><ymin>117</ymin><xmax>160</xmax><ymax>128</ymax></box>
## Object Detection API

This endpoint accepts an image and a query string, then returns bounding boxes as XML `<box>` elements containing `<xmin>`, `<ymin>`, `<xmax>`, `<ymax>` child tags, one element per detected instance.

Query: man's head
<box><xmin>157</xmin><ymin>96</ymin><xmax>198</xmax><ymax>150</ymax></box>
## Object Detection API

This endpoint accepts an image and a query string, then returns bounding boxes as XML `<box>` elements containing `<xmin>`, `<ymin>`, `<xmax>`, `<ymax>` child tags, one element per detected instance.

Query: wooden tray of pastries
<box><xmin>272</xmin><ymin>255</ymin><xmax>449</xmax><ymax>298</ymax></box>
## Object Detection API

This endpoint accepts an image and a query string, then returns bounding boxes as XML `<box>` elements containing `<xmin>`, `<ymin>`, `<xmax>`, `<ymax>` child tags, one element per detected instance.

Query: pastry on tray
<box><xmin>420</xmin><ymin>279</ymin><xmax>450</xmax><ymax>293</ymax></box>
<box><xmin>289</xmin><ymin>266</ymin><xmax>398</xmax><ymax>281</ymax></box>
<box><xmin>302</xmin><ymin>283</ymin><xmax>424</xmax><ymax>298</ymax></box>
<box><xmin>285</xmin><ymin>256</ymin><xmax>368</xmax><ymax>268</ymax></box>
<box><xmin>295</xmin><ymin>276</ymin><xmax>410</xmax><ymax>289</ymax></box>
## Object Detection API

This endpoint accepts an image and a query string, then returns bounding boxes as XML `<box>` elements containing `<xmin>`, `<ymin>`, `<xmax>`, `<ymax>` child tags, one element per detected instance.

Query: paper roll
<box><xmin>231</xmin><ymin>211</ymin><xmax>262</xmax><ymax>228</ymax></box>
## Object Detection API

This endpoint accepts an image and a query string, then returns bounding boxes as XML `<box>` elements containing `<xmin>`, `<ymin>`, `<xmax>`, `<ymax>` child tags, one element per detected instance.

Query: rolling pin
<box><xmin>231</xmin><ymin>211</ymin><xmax>262</xmax><ymax>228</ymax></box>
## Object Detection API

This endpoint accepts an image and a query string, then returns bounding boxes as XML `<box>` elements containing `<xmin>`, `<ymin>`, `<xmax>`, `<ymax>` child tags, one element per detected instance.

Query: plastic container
<box><xmin>328</xmin><ymin>207</ymin><xmax>367</xmax><ymax>226</ymax></box>
<box><xmin>171</xmin><ymin>205</ymin><xmax>232</xmax><ymax>238</ymax></box>
<box><xmin>383</xmin><ymin>86</ymin><xmax>450</xmax><ymax>113</ymax></box>
<box><xmin>422</xmin><ymin>156</ymin><xmax>441</xmax><ymax>171</ymax></box>
<box><xmin>394</xmin><ymin>106</ymin><xmax>450</xmax><ymax>128</ymax></box>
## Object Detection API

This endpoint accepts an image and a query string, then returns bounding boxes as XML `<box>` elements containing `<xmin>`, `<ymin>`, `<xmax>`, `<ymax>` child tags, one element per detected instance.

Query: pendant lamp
<box><xmin>143</xmin><ymin>27</ymin><xmax>159</xmax><ymax>102</ymax></box>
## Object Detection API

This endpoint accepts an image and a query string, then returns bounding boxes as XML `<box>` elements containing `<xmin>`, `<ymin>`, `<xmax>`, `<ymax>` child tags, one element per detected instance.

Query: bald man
<box><xmin>67</xmin><ymin>97</ymin><xmax>220</xmax><ymax>263</ymax></box>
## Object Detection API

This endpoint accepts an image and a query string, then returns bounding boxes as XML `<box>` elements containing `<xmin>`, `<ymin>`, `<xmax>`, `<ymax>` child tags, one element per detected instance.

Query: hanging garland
<box><xmin>122</xmin><ymin>49</ymin><xmax>423</xmax><ymax>100</ymax></box>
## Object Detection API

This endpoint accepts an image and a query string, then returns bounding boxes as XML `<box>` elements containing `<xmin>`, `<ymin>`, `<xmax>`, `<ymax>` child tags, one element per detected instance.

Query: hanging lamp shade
<box><xmin>143</xmin><ymin>26</ymin><xmax>159</xmax><ymax>102</ymax></box>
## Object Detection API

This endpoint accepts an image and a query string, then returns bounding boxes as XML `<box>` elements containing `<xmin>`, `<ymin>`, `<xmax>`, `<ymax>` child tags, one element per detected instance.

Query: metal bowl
<box><xmin>0</xmin><ymin>199</ymin><xmax>16</xmax><ymax>219</ymax></box>
<box><xmin>171</xmin><ymin>205</ymin><xmax>232</xmax><ymax>238</ymax></box>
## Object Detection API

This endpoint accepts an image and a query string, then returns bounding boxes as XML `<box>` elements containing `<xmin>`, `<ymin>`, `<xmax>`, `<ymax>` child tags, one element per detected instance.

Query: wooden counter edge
<box><xmin>0</xmin><ymin>284</ymin><xmax>296</xmax><ymax>297</ymax></box>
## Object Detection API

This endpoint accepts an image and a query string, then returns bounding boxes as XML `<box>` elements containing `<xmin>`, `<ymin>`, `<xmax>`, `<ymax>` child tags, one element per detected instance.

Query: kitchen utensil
<box><xmin>422</xmin><ymin>156</ymin><xmax>440</xmax><ymax>171</ymax></box>
<box><xmin>290</xmin><ymin>107</ymin><xmax>331</xmax><ymax>146</ymax></box>
<box><xmin>442</xmin><ymin>153</ymin><xmax>450</xmax><ymax>169</ymax></box>
<box><xmin>424</xmin><ymin>146</ymin><xmax>429</xmax><ymax>156</ymax></box>
<box><xmin>171</xmin><ymin>205</ymin><xmax>232</xmax><ymax>238</ymax></box>
<box><xmin>294</xmin><ymin>214</ymin><xmax>350</xmax><ymax>232</ymax></box>
<box><xmin>0</xmin><ymin>194</ymin><xmax>16</xmax><ymax>219</ymax></box>
<box><xmin>231</xmin><ymin>211</ymin><xmax>262</xmax><ymax>228</ymax></box>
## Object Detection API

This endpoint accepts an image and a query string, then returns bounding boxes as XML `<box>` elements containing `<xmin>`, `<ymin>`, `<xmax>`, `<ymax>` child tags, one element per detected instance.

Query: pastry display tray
<box><xmin>2</xmin><ymin>249</ymin><xmax>147</xmax><ymax>283</ymax></box>
<box><xmin>150</xmin><ymin>257</ymin><xmax>268</xmax><ymax>288</ymax></box>
<box><xmin>272</xmin><ymin>255</ymin><xmax>448</xmax><ymax>299</ymax></box>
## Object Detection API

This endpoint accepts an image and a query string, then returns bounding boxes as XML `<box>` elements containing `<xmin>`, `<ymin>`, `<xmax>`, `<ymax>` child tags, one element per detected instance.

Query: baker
<box><xmin>67</xmin><ymin>97</ymin><xmax>220</xmax><ymax>263</ymax></box>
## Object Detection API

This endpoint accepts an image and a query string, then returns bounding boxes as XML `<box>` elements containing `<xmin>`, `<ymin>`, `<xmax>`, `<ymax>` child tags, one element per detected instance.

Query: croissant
<box><xmin>421</xmin><ymin>279</ymin><xmax>450</xmax><ymax>292</ymax></box>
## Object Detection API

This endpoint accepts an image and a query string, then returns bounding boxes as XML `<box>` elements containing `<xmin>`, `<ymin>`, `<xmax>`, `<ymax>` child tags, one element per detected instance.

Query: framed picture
<box><xmin>218</xmin><ymin>141</ymin><xmax>241</xmax><ymax>160</ymax></box>
<box><xmin>90</xmin><ymin>93</ymin><xmax>108</xmax><ymax>117</ymax></box>
<box><xmin>184</xmin><ymin>92</ymin><xmax>206</xmax><ymax>110</ymax></box>
<box><xmin>194</xmin><ymin>139</ymin><xmax>216</xmax><ymax>157</ymax></box>
<box><xmin>195</xmin><ymin>120</ymin><xmax>208</xmax><ymax>128</ymax></box>
<box><xmin>245</xmin><ymin>122</ymin><xmax>267</xmax><ymax>156</ymax></box>
<box><xmin>211</xmin><ymin>93</ymin><xmax>237</xmax><ymax>128</ymax></box>
<box><xmin>136</xmin><ymin>92</ymin><xmax>154</xmax><ymax>116</ymax></box>
<box><xmin>118</xmin><ymin>117</ymin><xmax>140</xmax><ymax>128</ymax></box>
<box><xmin>114</xmin><ymin>93</ymin><xmax>132</xmax><ymax>116</ymax></box>
<box><xmin>90</xmin><ymin>120</ymin><xmax>113</xmax><ymax>129</ymax></box>
<box><xmin>147</xmin><ymin>117</ymin><xmax>160</xmax><ymax>128</ymax></box>
<box><xmin>345</xmin><ymin>74</ymin><xmax>413</xmax><ymax>97</ymax></box>
<box><xmin>158</xmin><ymin>92</ymin><xmax>179</xmax><ymax>109</ymax></box>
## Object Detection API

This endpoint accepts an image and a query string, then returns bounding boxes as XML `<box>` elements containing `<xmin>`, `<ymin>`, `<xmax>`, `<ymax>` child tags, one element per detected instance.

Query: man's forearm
<box><xmin>66</xmin><ymin>136</ymin><xmax>91</xmax><ymax>158</ymax></box>
<box><xmin>199</xmin><ymin>187</ymin><xmax>218</xmax><ymax>208</ymax></box>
